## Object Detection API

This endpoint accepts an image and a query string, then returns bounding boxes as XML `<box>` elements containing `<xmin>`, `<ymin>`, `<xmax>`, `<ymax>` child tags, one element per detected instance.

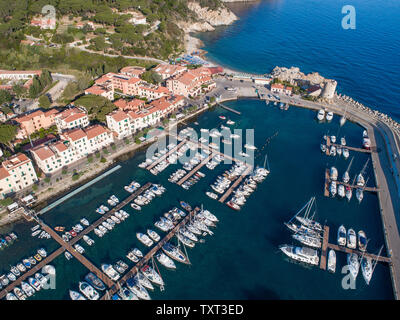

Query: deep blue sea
<box><xmin>197</xmin><ymin>0</ymin><xmax>400</xmax><ymax>120</ymax></box>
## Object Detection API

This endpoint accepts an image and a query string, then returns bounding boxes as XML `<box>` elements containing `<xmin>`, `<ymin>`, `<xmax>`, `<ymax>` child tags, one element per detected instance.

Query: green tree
<box><xmin>0</xmin><ymin>90</ymin><xmax>12</xmax><ymax>105</ymax></box>
<box><xmin>38</xmin><ymin>95</ymin><xmax>51</xmax><ymax>108</ymax></box>
<box><xmin>0</xmin><ymin>124</ymin><xmax>18</xmax><ymax>148</ymax></box>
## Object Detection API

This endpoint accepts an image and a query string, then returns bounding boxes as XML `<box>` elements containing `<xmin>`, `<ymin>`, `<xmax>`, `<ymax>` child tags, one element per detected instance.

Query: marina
<box><xmin>0</xmin><ymin>99</ymin><xmax>395</xmax><ymax>300</ymax></box>
<box><xmin>325</xmin><ymin>136</ymin><xmax>372</xmax><ymax>155</ymax></box>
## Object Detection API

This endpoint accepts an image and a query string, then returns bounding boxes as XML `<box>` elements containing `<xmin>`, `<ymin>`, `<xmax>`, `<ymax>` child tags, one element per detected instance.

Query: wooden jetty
<box><xmin>319</xmin><ymin>226</ymin><xmax>330</xmax><ymax>270</ymax></box>
<box><xmin>326</xmin><ymin>136</ymin><xmax>372</xmax><ymax>154</ymax></box>
<box><xmin>100</xmin><ymin>207</ymin><xmax>201</xmax><ymax>300</ymax></box>
<box><xmin>0</xmin><ymin>247</ymin><xmax>65</xmax><ymax>299</ymax></box>
<box><xmin>323</xmin><ymin>169</ymin><xmax>379</xmax><ymax>197</ymax></box>
<box><xmin>40</xmin><ymin>222</ymin><xmax>115</xmax><ymax>288</ymax></box>
<box><xmin>177</xmin><ymin>154</ymin><xmax>213</xmax><ymax>186</ymax></box>
<box><xmin>146</xmin><ymin>140</ymin><xmax>187</xmax><ymax>170</ymax></box>
<box><xmin>217</xmin><ymin>102</ymin><xmax>241</xmax><ymax>115</ymax></box>
<box><xmin>319</xmin><ymin>225</ymin><xmax>391</xmax><ymax>271</ymax></box>
<box><xmin>219</xmin><ymin>166</ymin><xmax>253</xmax><ymax>203</ymax></box>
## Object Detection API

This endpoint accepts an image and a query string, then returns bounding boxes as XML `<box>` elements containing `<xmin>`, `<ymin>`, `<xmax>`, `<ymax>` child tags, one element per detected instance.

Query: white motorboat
<box><xmin>326</xmin><ymin>111</ymin><xmax>333</xmax><ymax>121</ymax></box>
<box><xmin>338</xmin><ymin>184</ymin><xmax>345</xmax><ymax>198</ymax></box>
<box><xmin>156</xmin><ymin>252</ymin><xmax>176</xmax><ymax>269</ymax></box>
<box><xmin>133</xmin><ymin>248</ymin><xmax>143</xmax><ymax>258</ymax></box>
<box><xmin>347</xmin><ymin>228</ymin><xmax>357</xmax><ymax>249</ymax></box>
<box><xmin>279</xmin><ymin>245</ymin><xmax>319</xmax><ymax>265</ymax></box>
<box><xmin>70</xmin><ymin>290</ymin><xmax>86</xmax><ymax>300</ymax></box>
<box><xmin>21</xmin><ymin>281</ymin><xmax>35</xmax><ymax>297</ymax></box>
<box><xmin>131</xmin><ymin>203</ymin><xmax>142</xmax><ymax>211</ymax></box>
<box><xmin>330</xmin><ymin>181</ymin><xmax>337</xmax><ymax>197</ymax></box>
<box><xmin>330</xmin><ymin>166</ymin><xmax>338</xmax><ymax>181</ymax></box>
<box><xmin>328</xmin><ymin>249</ymin><xmax>336</xmax><ymax>273</ymax></box>
<box><xmin>137</xmin><ymin>233</ymin><xmax>154</xmax><ymax>247</ymax></box>
<box><xmin>244</xmin><ymin>144</ymin><xmax>257</xmax><ymax>150</ymax></box>
<box><xmin>330</xmin><ymin>135</ymin><xmax>336</xmax><ymax>143</ymax></box>
<box><xmin>317</xmin><ymin>109</ymin><xmax>325</xmax><ymax>121</ymax></box>
<box><xmin>79</xmin><ymin>281</ymin><xmax>99</xmax><ymax>300</ymax></box>
<box><xmin>147</xmin><ymin>229</ymin><xmax>161</xmax><ymax>242</ymax></box>
<box><xmin>101</xmin><ymin>264</ymin><xmax>120</xmax><ymax>281</ymax></box>
<box><xmin>206</xmin><ymin>191</ymin><xmax>218</xmax><ymax>200</ymax></box>
<box><xmin>126</xmin><ymin>251</ymin><xmax>139</xmax><ymax>263</ymax></box>
<box><xmin>320</xmin><ymin>144</ymin><xmax>327</xmax><ymax>153</ymax></box>
<box><xmin>347</xmin><ymin>253</ymin><xmax>360</xmax><ymax>280</ymax></box>
<box><xmin>358</xmin><ymin>230</ymin><xmax>367</xmax><ymax>252</ymax></box>
<box><xmin>337</xmin><ymin>225</ymin><xmax>346</xmax><ymax>246</ymax></box>
<box><xmin>340</xmin><ymin>137</ymin><xmax>346</xmax><ymax>146</ymax></box>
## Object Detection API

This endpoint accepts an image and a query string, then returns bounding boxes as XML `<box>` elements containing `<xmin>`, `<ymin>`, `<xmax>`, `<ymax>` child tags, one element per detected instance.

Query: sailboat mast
<box><xmin>371</xmin><ymin>245</ymin><xmax>384</xmax><ymax>274</ymax></box>
<box><xmin>346</xmin><ymin>156</ymin><xmax>354</xmax><ymax>173</ymax></box>
<box><xmin>288</xmin><ymin>197</ymin><xmax>312</xmax><ymax>223</ymax></box>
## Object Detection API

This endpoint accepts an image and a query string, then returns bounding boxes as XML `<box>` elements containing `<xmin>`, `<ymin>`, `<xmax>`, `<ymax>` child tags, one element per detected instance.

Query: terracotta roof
<box><xmin>85</xmin><ymin>125</ymin><xmax>108</xmax><ymax>140</ymax></box>
<box><xmin>271</xmin><ymin>83</ymin><xmax>285</xmax><ymax>89</ymax></box>
<box><xmin>109</xmin><ymin>110</ymin><xmax>129</xmax><ymax>122</ymax></box>
<box><xmin>0</xmin><ymin>69</ymin><xmax>41</xmax><ymax>76</ymax></box>
<box><xmin>85</xmin><ymin>85</ymin><xmax>110</xmax><ymax>95</ymax></box>
<box><xmin>120</xmin><ymin>66</ymin><xmax>146</xmax><ymax>77</ymax></box>
<box><xmin>154</xmin><ymin>64</ymin><xmax>186</xmax><ymax>76</ymax></box>
<box><xmin>64</xmin><ymin>128</ymin><xmax>86</xmax><ymax>142</ymax></box>
<box><xmin>53</xmin><ymin>141</ymin><xmax>68</xmax><ymax>152</ymax></box>
<box><xmin>2</xmin><ymin>153</ymin><xmax>31</xmax><ymax>169</ymax></box>
<box><xmin>0</xmin><ymin>167</ymin><xmax>10</xmax><ymax>180</ymax></box>
<box><xmin>31</xmin><ymin>145</ymin><xmax>55</xmax><ymax>161</ymax></box>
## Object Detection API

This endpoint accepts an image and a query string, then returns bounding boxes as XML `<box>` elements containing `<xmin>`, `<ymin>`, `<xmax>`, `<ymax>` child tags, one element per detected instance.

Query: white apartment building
<box><xmin>106</xmin><ymin>110</ymin><xmax>132</xmax><ymax>139</ymax></box>
<box><xmin>0</xmin><ymin>153</ymin><xmax>38</xmax><ymax>198</ymax></box>
<box><xmin>30</xmin><ymin>141</ymin><xmax>78</xmax><ymax>174</ymax></box>
<box><xmin>54</xmin><ymin>107</ymin><xmax>89</xmax><ymax>133</ymax></box>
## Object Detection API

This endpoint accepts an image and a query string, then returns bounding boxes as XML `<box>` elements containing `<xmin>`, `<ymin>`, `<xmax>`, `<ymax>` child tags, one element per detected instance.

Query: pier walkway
<box><xmin>100</xmin><ymin>207</ymin><xmax>200</xmax><ymax>300</ymax></box>
<box><xmin>325</xmin><ymin>136</ymin><xmax>372</xmax><ymax>154</ymax></box>
<box><xmin>319</xmin><ymin>225</ymin><xmax>391</xmax><ymax>271</ymax></box>
<box><xmin>177</xmin><ymin>154</ymin><xmax>213</xmax><ymax>186</ymax></box>
<box><xmin>323</xmin><ymin>169</ymin><xmax>379</xmax><ymax>197</ymax></box>
<box><xmin>216</xmin><ymin>102</ymin><xmax>241</xmax><ymax>115</ymax></box>
<box><xmin>219</xmin><ymin>166</ymin><xmax>253</xmax><ymax>203</ymax></box>
<box><xmin>146</xmin><ymin>140</ymin><xmax>187</xmax><ymax>170</ymax></box>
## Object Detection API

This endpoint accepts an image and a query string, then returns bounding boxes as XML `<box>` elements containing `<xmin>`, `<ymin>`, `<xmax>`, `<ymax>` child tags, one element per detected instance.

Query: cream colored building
<box><xmin>54</xmin><ymin>107</ymin><xmax>89</xmax><ymax>133</ymax></box>
<box><xmin>0</xmin><ymin>153</ymin><xmax>38</xmax><ymax>198</ymax></box>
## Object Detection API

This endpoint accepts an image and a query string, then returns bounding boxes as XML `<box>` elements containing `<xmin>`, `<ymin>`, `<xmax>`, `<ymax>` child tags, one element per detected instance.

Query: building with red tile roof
<box><xmin>54</xmin><ymin>107</ymin><xmax>89</xmax><ymax>133</ymax></box>
<box><xmin>0</xmin><ymin>153</ymin><xmax>38</xmax><ymax>198</ymax></box>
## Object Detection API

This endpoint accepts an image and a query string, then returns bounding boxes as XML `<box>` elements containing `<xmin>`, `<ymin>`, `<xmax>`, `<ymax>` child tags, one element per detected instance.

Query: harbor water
<box><xmin>197</xmin><ymin>0</ymin><xmax>400</xmax><ymax>121</ymax></box>
<box><xmin>0</xmin><ymin>100</ymin><xmax>393</xmax><ymax>299</ymax></box>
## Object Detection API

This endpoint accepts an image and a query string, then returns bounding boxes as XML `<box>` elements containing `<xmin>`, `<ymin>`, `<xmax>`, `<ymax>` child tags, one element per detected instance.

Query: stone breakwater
<box><xmin>335</xmin><ymin>93</ymin><xmax>400</xmax><ymax>134</ymax></box>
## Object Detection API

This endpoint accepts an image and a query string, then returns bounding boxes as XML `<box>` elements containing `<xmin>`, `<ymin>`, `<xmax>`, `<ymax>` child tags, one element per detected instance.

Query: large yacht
<box><xmin>101</xmin><ymin>264</ymin><xmax>120</xmax><ymax>281</ymax></box>
<box><xmin>279</xmin><ymin>244</ymin><xmax>319</xmax><ymax>265</ymax></box>
<box><xmin>156</xmin><ymin>252</ymin><xmax>176</xmax><ymax>269</ymax></box>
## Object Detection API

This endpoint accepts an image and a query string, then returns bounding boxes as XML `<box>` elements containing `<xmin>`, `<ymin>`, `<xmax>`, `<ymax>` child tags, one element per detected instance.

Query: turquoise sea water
<box><xmin>197</xmin><ymin>0</ymin><xmax>400</xmax><ymax>121</ymax></box>
<box><xmin>0</xmin><ymin>100</ymin><xmax>393</xmax><ymax>299</ymax></box>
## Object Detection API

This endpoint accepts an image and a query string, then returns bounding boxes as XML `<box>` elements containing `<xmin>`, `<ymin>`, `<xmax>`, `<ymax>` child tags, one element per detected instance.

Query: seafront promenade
<box><xmin>208</xmin><ymin>77</ymin><xmax>400</xmax><ymax>299</ymax></box>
